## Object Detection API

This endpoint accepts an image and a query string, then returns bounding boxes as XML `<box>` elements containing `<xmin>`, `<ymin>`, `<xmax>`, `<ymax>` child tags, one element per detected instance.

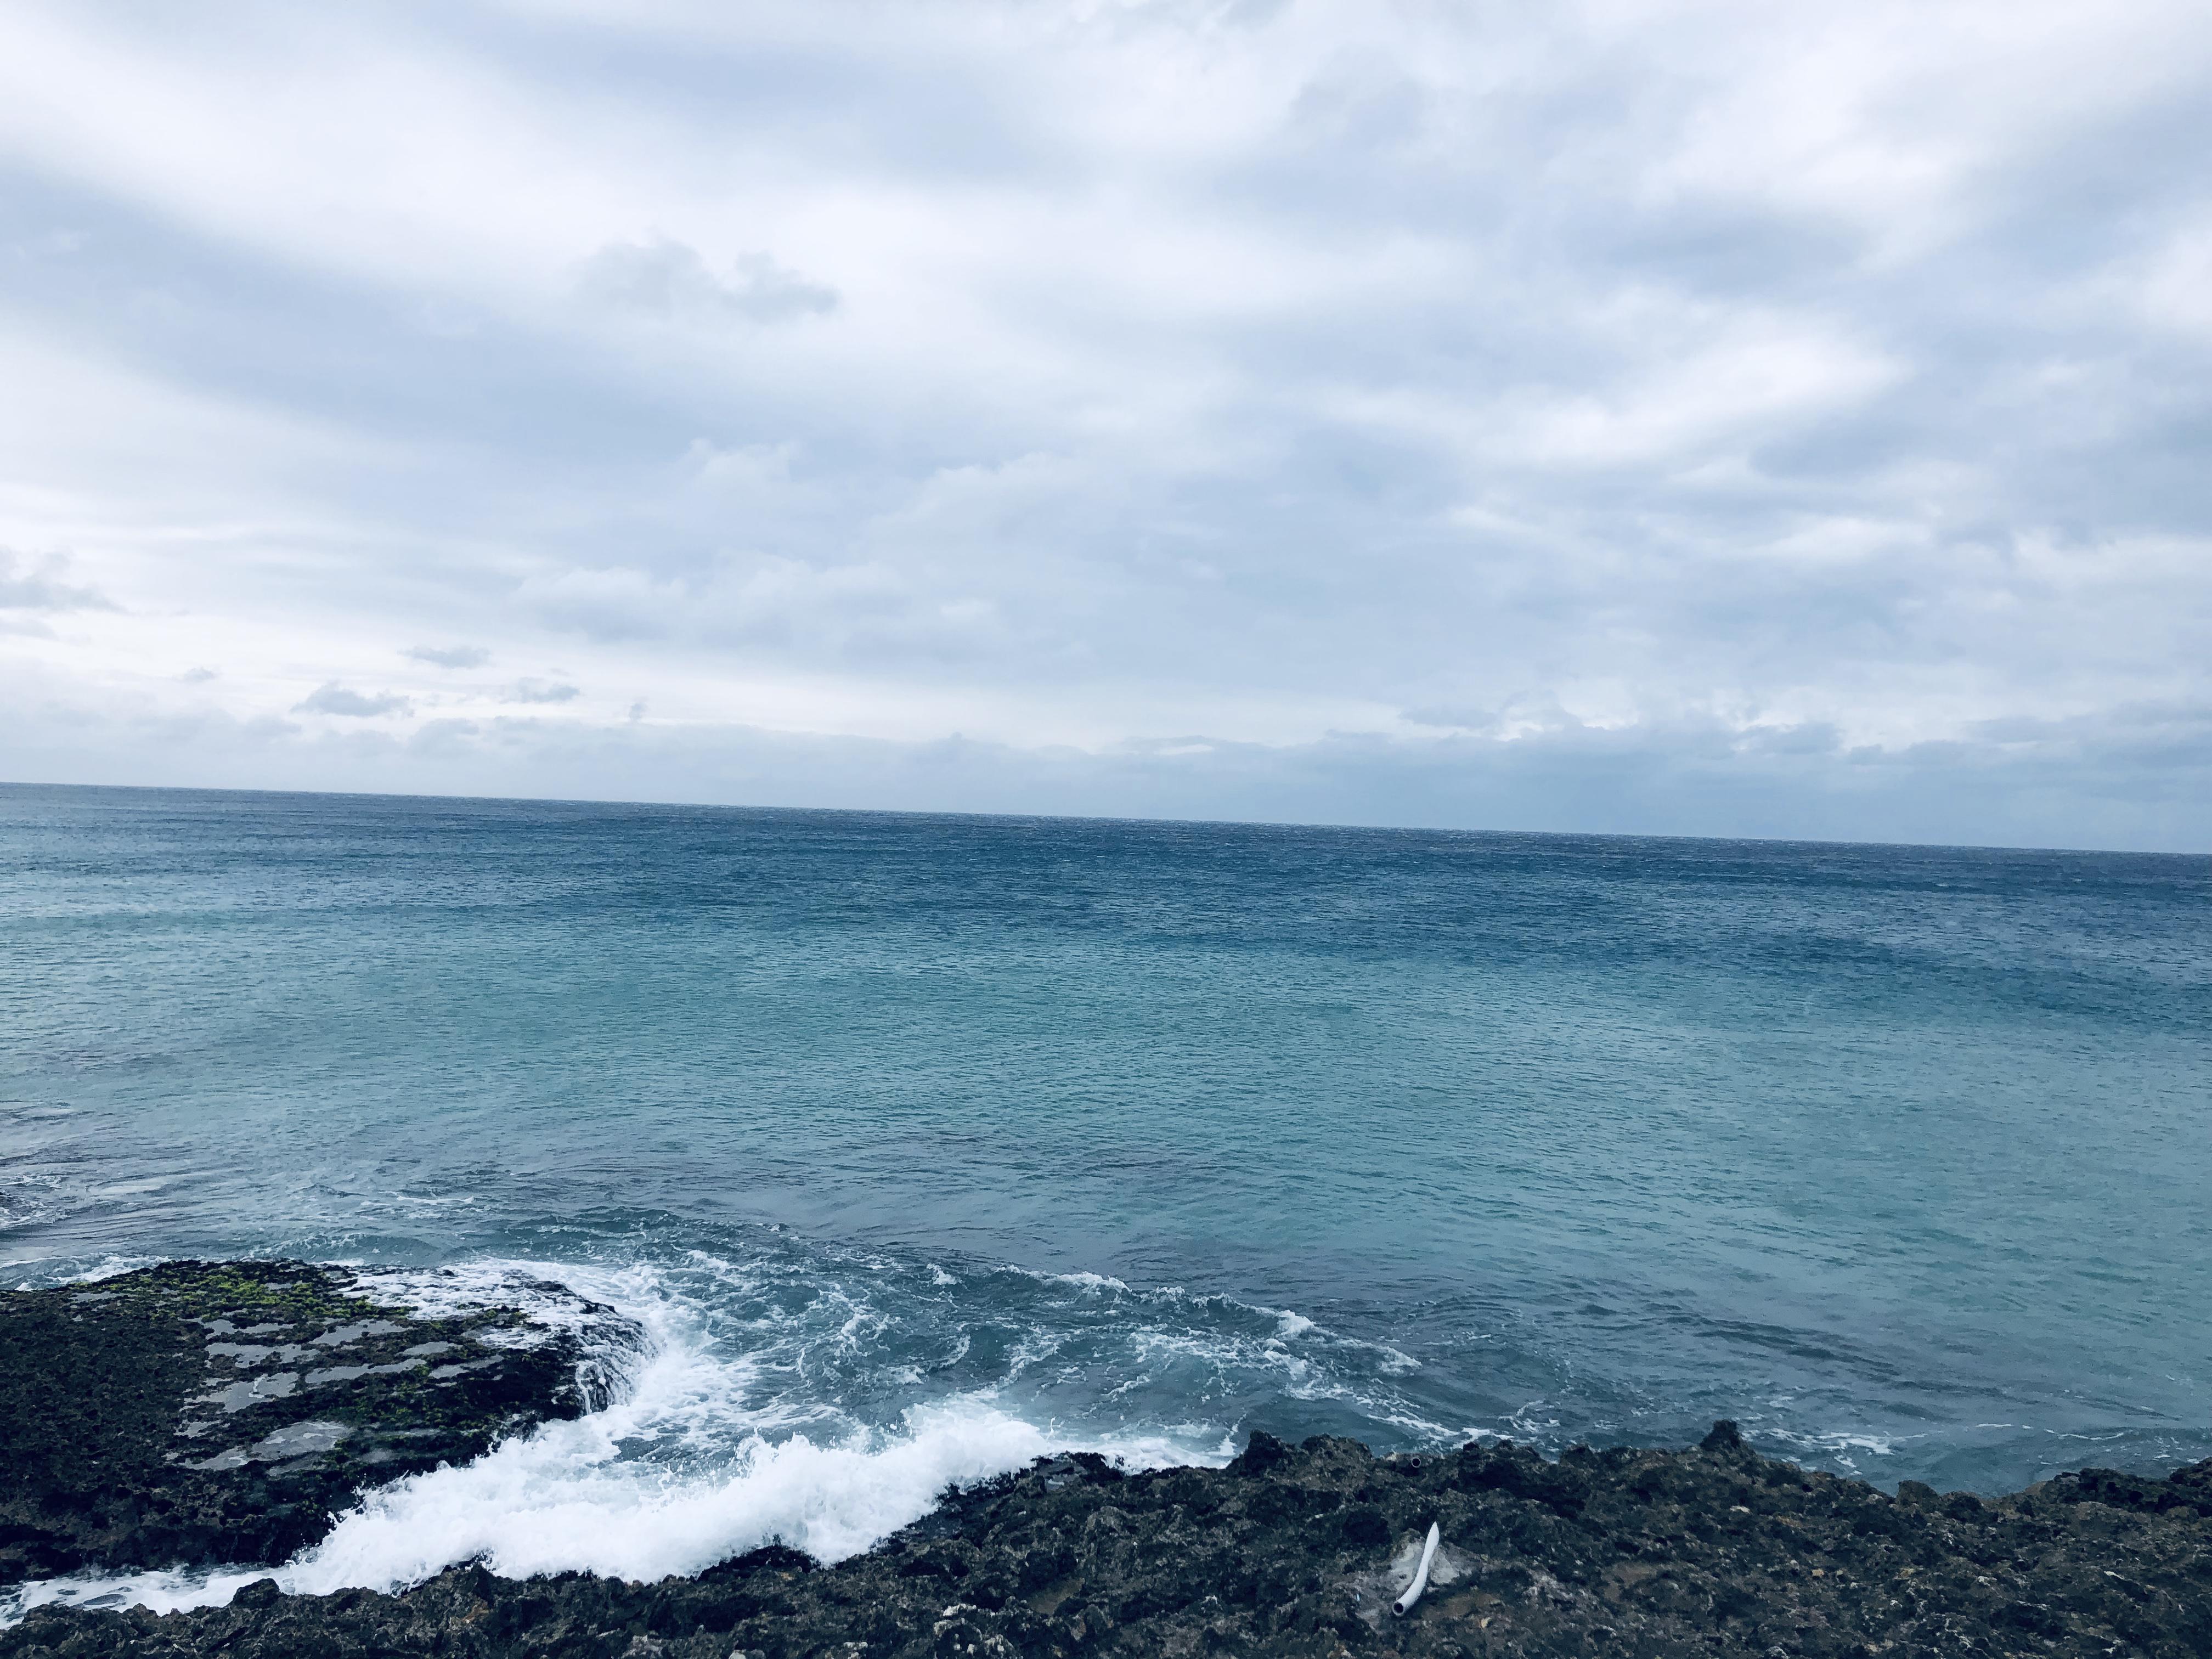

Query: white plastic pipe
<box><xmin>1392</xmin><ymin>1522</ymin><xmax>1441</xmax><ymax>1617</ymax></box>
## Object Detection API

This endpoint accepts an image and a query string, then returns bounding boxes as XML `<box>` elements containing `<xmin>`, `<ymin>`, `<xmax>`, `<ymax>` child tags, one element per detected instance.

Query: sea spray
<box><xmin>2</xmin><ymin>1256</ymin><xmax>1211</xmax><ymax>1621</ymax></box>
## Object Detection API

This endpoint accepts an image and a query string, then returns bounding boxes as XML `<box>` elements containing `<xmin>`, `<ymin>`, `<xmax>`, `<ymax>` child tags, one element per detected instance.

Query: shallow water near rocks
<box><xmin>3</xmin><ymin>783</ymin><xmax>2208</xmax><ymax>1608</ymax></box>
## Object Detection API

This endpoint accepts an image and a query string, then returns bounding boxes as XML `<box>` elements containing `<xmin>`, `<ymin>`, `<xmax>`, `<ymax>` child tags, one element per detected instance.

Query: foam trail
<box><xmin>306</xmin><ymin>1400</ymin><xmax>1063</xmax><ymax>1585</ymax></box>
<box><xmin>2</xmin><ymin>1406</ymin><xmax>1064</xmax><ymax>1621</ymax></box>
<box><xmin>2</xmin><ymin>1256</ymin><xmax>1210</xmax><ymax>1624</ymax></box>
<box><xmin>295</xmin><ymin>1257</ymin><xmax>1194</xmax><ymax>1582</ymax></box>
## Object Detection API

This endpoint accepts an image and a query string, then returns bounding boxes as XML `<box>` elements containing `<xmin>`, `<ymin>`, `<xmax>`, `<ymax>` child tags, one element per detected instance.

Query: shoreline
<box><xmin>5</xmin><ymin>1263</ymin><xmax>2208</xmax><ymax>1657</ymax></box>
<box><xmin>0</xmin><ymin>1260</ymin><xmax>636</xmax><ymax>1587</ymax></box>
<box><xmin>10</xmin><ymin>1428</ymin><xmax>2212</xmax><ymax>1657</ymax></box>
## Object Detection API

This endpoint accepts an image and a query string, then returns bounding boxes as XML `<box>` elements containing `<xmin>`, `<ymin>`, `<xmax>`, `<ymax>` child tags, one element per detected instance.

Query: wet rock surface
<box><xmin>11</xmin><ymin>1422</ymin><xmax>2212</xmax><ymax>1658</ymax></box>
<box><xmin>0</xmin><ymin>1261</ymin><xmax>628</xmax><ymax>1584</ymax></box>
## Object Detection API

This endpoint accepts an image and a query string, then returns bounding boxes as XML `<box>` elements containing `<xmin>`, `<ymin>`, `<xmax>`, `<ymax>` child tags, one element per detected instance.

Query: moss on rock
<box><xmin>0</xmin><ymin>1261</ymin><xmax>633</xmax><ymax>1584</ymax></box>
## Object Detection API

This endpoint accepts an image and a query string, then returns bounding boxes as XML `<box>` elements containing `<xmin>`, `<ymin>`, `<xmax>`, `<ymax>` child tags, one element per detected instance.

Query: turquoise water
<box><xmin>3</xmin><ymin>782</ymin><xmax>2209</xmax><ymax>1592</ymax></box>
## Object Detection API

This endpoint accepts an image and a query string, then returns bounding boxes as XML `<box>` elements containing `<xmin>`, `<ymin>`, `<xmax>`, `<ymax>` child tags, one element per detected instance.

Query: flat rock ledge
<box><xmin>0</xmin><ymin>1260</ymin><xmax>633</xmax><ymax>1584</ymax></box>
<box><xmin>10</xmin><ymin>1423</ymin><xmax>2212</xmax><ymax>1659</ymax></box>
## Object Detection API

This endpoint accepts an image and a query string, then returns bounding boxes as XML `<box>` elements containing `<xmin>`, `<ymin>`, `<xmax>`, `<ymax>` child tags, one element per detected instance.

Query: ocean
<box><xmin>3</xmin><ymin>782</ymin><xmax>2208</xmax><ymax>1605</ymax></box>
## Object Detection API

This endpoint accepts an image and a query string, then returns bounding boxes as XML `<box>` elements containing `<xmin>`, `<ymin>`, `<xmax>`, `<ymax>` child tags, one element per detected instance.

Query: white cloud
<box><xmin>0</xmin><ymin>0</ymin><xmax>2205</xmax><ymax>847</ymax></box>
<box><xmin>405</xmin><ymin>644</ymin><xmax>493</xmax><ymax>668</ymax></box>
<box><xmin>0</xmin><ymin>547</ymin><xmax>117</xmax><ymax>612</ymax></box>
<box><xmin>503</xmin><ymin>678</ymin><xmax>580</xmax><ymax>704</ymax></box>
<box><xmin>578</xmin><ymin>238</ymin><xmax>837</xmax><ymax>324</ymax></box>
<box><xmin>2129</xmin><ymin>223</ymin><xmax>2212</xmax><ymax>340</ymax></box>
<box><xmin>294</xmin><ymin>684</ymin><xmax>414</xmax><ymax>718</ymax></box>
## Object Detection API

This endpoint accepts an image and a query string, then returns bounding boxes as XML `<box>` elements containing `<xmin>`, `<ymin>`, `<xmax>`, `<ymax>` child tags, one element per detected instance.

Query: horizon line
<box><xmin>4</xmin><ymin>775</ymin><xmax>2200</xmax><ymax>864</ymax></box>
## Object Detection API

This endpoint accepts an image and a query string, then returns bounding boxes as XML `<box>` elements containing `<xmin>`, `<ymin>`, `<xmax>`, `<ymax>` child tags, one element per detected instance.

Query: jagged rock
<box><xmin>0</xmin><ymin>1261</ymin><xmax>634</xmax><ymax>1583</ymax></box>
<box><xmin>8</xmin><ymin>1272</ymin><xmax>2209</xmax><ymax>1657</ymax></box>
<box><xmin>10</xmin><ymin>1427</ymin><xmax>2212</xmax><ymax>1658</ymax></box>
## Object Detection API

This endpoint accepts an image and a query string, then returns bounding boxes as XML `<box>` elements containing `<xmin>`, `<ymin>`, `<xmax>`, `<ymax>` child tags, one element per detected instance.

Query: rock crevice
<box><xmin>0</xmin><ymin>1261</ymin><xmax>632</xmax><ymax>1584</ymax></box>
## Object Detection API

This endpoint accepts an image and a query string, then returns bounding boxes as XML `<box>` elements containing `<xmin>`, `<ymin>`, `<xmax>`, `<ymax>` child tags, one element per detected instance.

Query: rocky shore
<box><xmin>7</xmin><ymin>1266</ymin><xmax>2210</xmax><ymax>1658</ymax></box>
<box><xmin>0</xmin><ymin>1260</ymin><xmax>632</xmax><ymax>1583</ymax></box>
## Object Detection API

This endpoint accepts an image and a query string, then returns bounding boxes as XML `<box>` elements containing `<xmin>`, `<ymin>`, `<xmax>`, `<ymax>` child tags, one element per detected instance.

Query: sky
<box><xmin>1</xmin><ymin>1</ymin><xmax>2208</xmax><ymax>850</ymax></box>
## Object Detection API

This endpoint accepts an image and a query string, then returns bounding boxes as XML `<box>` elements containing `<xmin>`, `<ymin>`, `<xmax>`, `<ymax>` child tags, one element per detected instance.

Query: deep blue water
<box><xmin>3</xmin><ymin>782</ymin><xmax>2209</xmax><ymax>1595</ymax></box>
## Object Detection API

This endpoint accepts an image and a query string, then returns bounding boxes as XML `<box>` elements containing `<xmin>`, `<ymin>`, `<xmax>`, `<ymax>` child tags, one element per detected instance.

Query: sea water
<box><xmin>2</xmin><ymin>783</ymin><xmax>2208</xmax><ymax>1611</ymax></box>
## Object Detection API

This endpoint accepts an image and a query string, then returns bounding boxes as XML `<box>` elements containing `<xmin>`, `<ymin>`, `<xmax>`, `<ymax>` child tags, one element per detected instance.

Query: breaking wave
<box><xmin>5</xmin><ymin>1243</ymin><xmax>1424</xmax><ymax>1621</ymax></box>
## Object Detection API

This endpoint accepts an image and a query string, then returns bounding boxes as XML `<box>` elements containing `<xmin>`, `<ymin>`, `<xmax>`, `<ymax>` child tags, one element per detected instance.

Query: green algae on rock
<box><xmin>0</xmin><ymin>1260</ymin><xmax>633</xmax><ymax>1584</ymax></box>
<box><xmin>9</xmin><ymin>1425</ymin><xmax>2212</xmax><ymax>1658</ymax></box>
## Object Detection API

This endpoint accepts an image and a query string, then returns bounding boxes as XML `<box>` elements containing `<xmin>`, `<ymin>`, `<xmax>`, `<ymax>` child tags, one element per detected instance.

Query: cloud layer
<box><xmin>1</xmin><ymin>1</ymin><xmax>2207</xmax><ymax>848</ymax></box>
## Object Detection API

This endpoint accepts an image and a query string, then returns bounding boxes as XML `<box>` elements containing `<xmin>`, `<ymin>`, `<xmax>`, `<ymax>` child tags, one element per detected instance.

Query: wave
<box><xmin>3</xmin><ymin>1233</ymin><xmax>1516</xmax><ymax>1626</ymax></box>
<box><xmin>9</xmin><ymin>1231</ymin><xmax>2187</xmax><ymax>1629</ymax></box>
<box><xmin>1</xmin><ymin>1252</ymin><xmax>1213</xmax><ymax>1623</ymax></box>
<box><xmin>3</xmin><ymin>1405</ymin><xmax>1123</xmax><ymax>1621</ymax></box>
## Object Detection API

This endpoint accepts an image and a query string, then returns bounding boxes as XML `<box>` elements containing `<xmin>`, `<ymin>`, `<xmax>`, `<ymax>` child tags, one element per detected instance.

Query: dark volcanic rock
<box><xmin>0</xmin><ymin>1261</ymin><xmax>630</xmax><ymax>1584</ymax></box>
<box><xmin>10</xmin><ymin>1425</ymin><xmax>2212</xmax><ymax>1658</ymax></box>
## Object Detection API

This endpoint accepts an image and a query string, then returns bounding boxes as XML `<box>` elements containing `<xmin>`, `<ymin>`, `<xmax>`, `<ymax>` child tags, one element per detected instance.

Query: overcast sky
<box><xmin>2</xmin><ymin>1</ymin><xmax>2208</xmax><ymax>849</ymax></box>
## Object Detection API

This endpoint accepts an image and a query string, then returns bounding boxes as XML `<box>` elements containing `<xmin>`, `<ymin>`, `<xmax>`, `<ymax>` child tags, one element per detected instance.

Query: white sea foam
<box><xmin>0</xmin><ymin>1173</ymin><xmax>77</xmax><ymax>1244</ymax></box>
<box><xmin>291</xmin><ymin>1398</ymin><xmax>1070</xmax><ymax>1586</ymax></box>
<box><xmin>1040</xmin><ymin>1269</ymin><xmax>1130</xmax><ymax>1293</ymax></box>
<box><xmin>346</xmin><ymin>1260</ymin><xmax>628</xmax><ymax>1337</ymax></box>
<box><xmin>3</xmin><ymin>1244</ymin><xmax>1465</xmax><ymax>1628</ymax></box>
<box><xmin>1</xmin><ymin>1255</ymin><xmax>1206</xmax><ymax>1626</ymax></box>
<box><xmin>53</xmin><ymin>1254</ymin><xmax>163</xmax><ymax>1286</ymax></box>
<box><xmin>1122</xmin><ymin>1321</ymin><xmax>1455</xmax><ymax>1446</ymax></box>
<box><xmin>1</xmin><ymin>1403</ymin><xmax>1076</xmax><ymax>1622</ymax></box>
<box><xmin>1760</xmin><ymin>1425</ymin><xmax>1912</xmax><ymax>1466</ymax></box>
